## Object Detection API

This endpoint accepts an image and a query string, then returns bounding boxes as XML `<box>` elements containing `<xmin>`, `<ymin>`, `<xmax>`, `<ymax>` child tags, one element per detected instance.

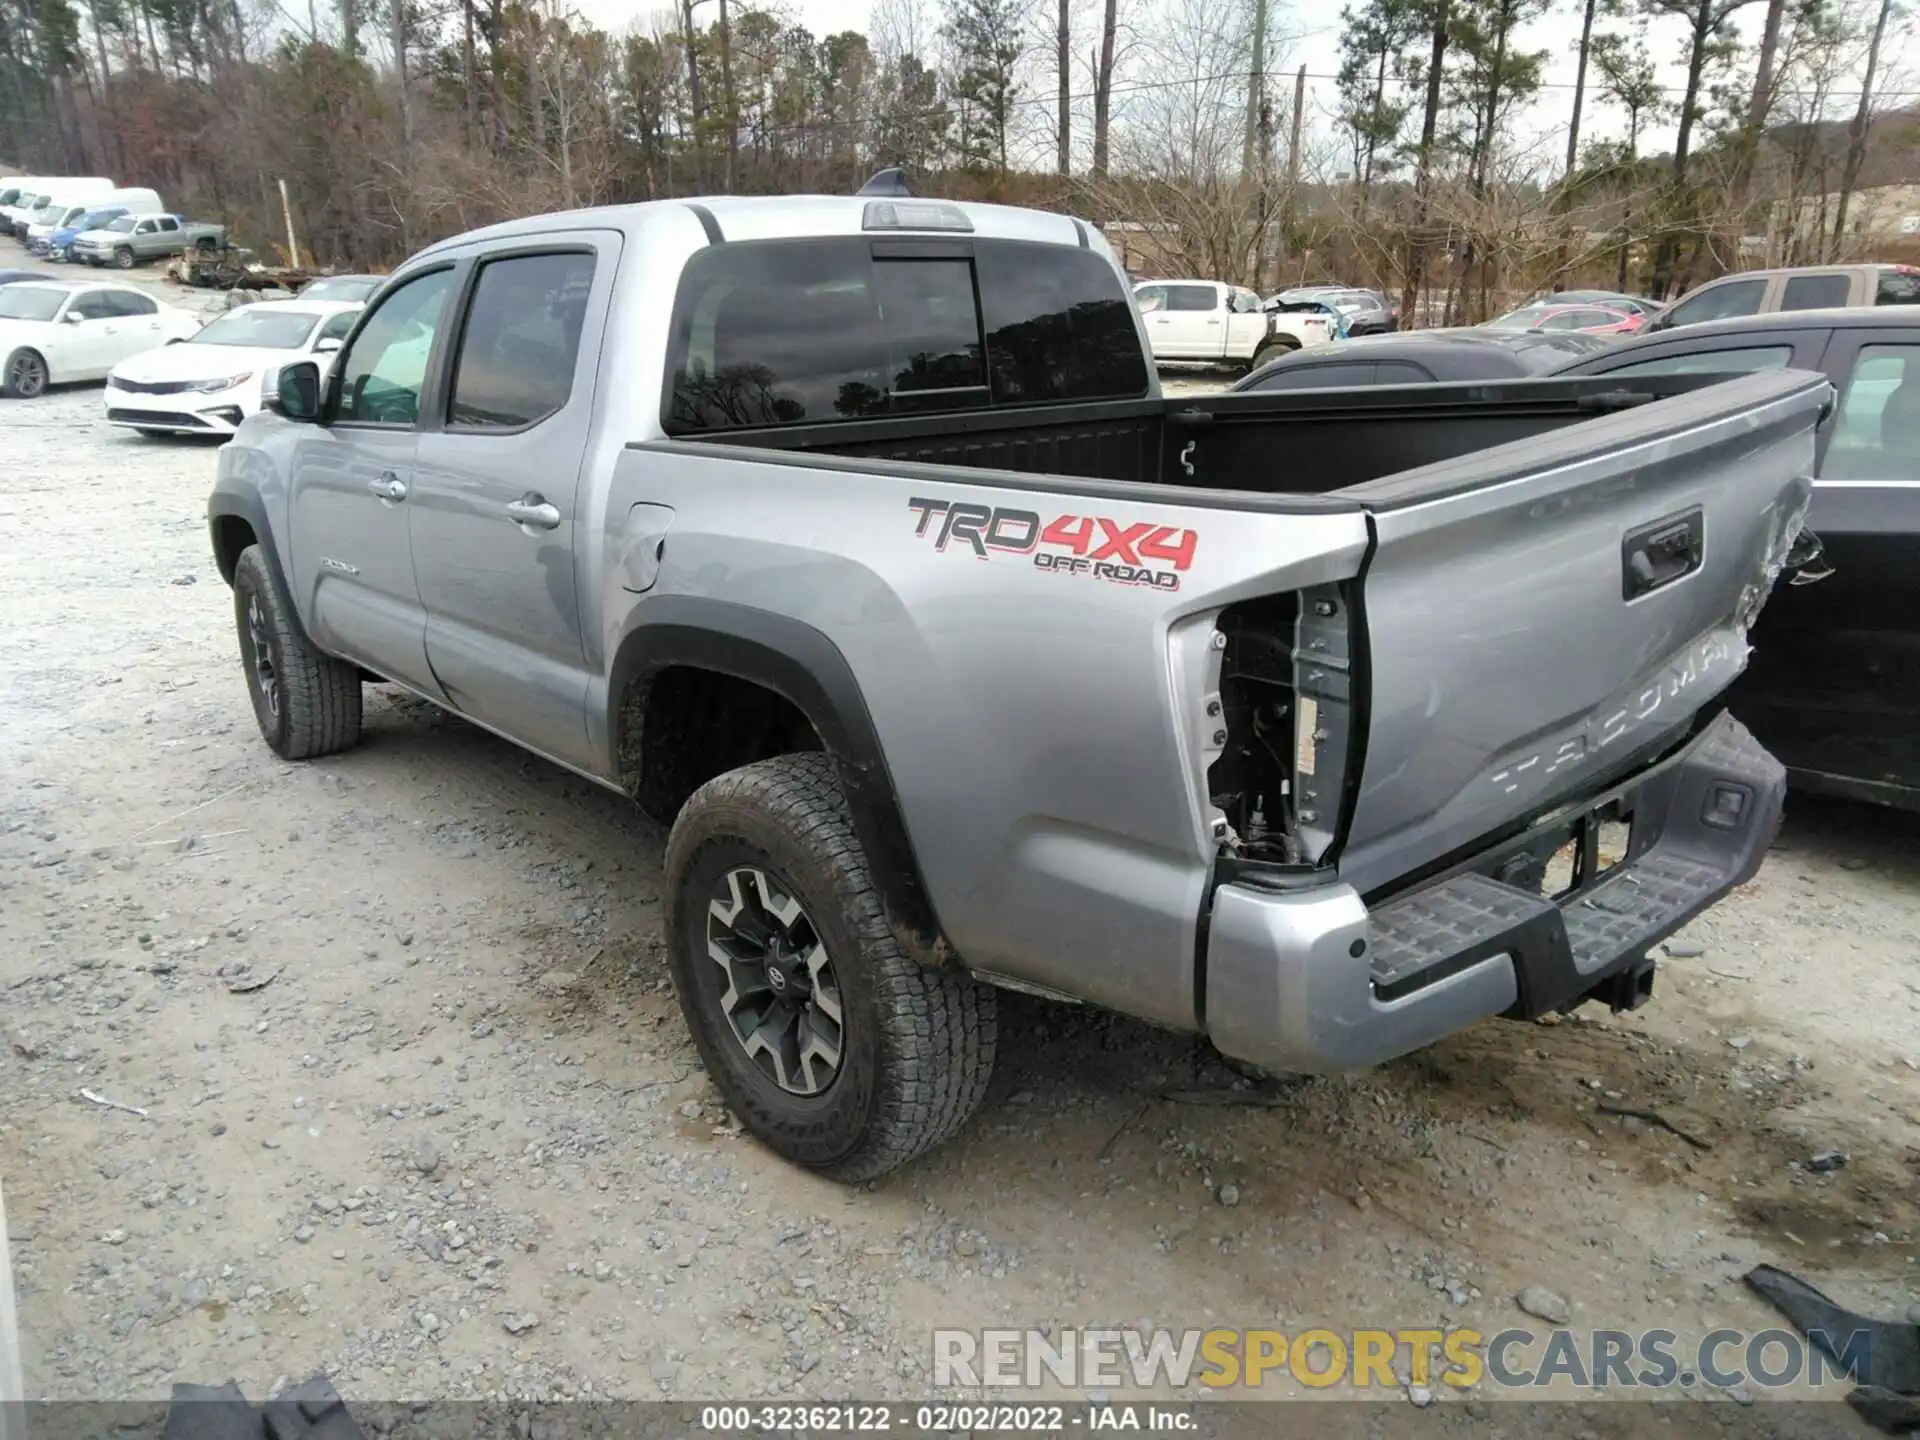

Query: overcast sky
<box><xmin>569</xmin><ymin>0</ymin><xmax>1913</xmax><ymax>171</ymax></box>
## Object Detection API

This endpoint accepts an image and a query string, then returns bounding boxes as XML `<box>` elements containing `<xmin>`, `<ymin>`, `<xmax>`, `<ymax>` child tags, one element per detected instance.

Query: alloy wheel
<box><xmin>7</xmin><ymin>353</ymin><xmax>44</xmax><ymax>398</ymax></box>
<box><xmin>705</xmin><ymin>866</ymin><xmax>844</xmax><ymax>1097</ymax></box>
<box><xmin>243</xmin><ymin>592</ymin><xmax>279</xmax><ymax>719</ymax></box>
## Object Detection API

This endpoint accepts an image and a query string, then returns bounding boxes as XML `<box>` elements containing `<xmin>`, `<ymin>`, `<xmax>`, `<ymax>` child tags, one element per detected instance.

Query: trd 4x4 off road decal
<box><xmin>907</xmin><ymin>497</ymin><xmax>1198</xmax><ymax>592</ymax></box>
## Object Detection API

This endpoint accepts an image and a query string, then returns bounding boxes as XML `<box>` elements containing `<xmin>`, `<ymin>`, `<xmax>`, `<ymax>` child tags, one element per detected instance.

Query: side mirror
<box><xmin>64</xmin><ymin>310</ymin><xmax>86</xmax><ymax>324</ymax></box>
<box><xmin>314</xmin><ymin>336</ymin><xmax>343</xmax><ymax>354</ymax></box>
<box><xmin>271</xmin><ymin>360</ymin><xmax>322</xmax><ymax>422</ymax></box>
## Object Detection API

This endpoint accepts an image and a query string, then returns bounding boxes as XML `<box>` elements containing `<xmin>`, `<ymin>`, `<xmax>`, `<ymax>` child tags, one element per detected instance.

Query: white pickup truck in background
<box><xmin>1133</xmin><ymin>278</ymin><xmax>1335</xmax><ymax>370</ymax></box>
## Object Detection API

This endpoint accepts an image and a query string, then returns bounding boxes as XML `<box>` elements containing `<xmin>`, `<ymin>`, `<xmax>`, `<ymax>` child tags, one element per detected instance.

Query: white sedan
<box><xmin>104</xmin><ymin>299</ymin><xmax>363</xmax><ymax>437</ymax></box>
<box><xmin>0</xmin><ymin>281</ymin><xmax>204</xmax><ymax>398</ymax></box>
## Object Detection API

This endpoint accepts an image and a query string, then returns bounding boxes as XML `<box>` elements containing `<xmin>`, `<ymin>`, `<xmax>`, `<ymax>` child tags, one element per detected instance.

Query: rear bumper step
<box><xmin>1203</xmin><ymin>711</ymin><xmax>1784</xmax><ymax>1074</ymax></box>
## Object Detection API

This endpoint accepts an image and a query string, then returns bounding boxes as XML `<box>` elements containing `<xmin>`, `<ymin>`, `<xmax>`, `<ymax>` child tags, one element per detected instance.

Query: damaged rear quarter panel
<box><xmin>605</xmin><ymin>443</ymin><xmax>1370</xmax><ymax>1029</ymax></box>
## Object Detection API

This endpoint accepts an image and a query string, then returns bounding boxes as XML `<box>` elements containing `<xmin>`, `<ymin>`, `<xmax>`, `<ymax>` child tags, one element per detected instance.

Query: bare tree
<box><xmin>1831</xmin><ymin>0</ymin><xmax>1899</xmax><ymax>249</ymax></box>
<box><xmin>1091</xmin><ymin>0</ymin><xmax>1117</xmax><ymax>174</ymax></box>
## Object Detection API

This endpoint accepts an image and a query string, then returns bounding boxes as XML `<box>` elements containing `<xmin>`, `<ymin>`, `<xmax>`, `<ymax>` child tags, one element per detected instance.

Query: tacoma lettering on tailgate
<box><xmin>907</xmin><ymin>497</ymin><xmax>1198</xmax><ymax>592</ymax></box>
<box><xmin>1489</xmin><ymin>631</ymin><xmax>1740</xmax><ymax>796</ymax></box>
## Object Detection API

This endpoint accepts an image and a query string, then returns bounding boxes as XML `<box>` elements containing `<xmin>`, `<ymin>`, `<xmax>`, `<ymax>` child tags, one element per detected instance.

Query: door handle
<box><xmin>368</xmin><ymin>473</ymin><xmax>408</xmax><ymax>502</ymax></box>
<box><xmin>506</xmin><ymin>494</ymin><xmax>562</xmax><ymax>530</ymax></box>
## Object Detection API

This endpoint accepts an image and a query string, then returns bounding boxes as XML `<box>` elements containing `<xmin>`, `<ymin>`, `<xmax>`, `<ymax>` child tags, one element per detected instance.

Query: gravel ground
<box><xmin>1</xmin><ymin>266</ymin><xmax>1917</xmax><ymax>1431</ymax></box>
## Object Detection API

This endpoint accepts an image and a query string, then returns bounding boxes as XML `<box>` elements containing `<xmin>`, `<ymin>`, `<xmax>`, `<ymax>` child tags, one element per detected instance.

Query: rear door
<box><xmin>1163</xmin><ymin>284</ymin><xmax>1223</xmax><ymax>360</ymax></box>
<box><xmin>100</xmin><ymin>287</ymin><xmax>164</xmax><ymax>363</ymax></box>
<box><xmin>1332</xmin><ymin>370</ymin><xmax>1828</xmax><ymax>891</ymax></box>
<box><xmin>409</xmin><ymin>238</ymin><xmax>612</xmax><ymax>772</ymax></box>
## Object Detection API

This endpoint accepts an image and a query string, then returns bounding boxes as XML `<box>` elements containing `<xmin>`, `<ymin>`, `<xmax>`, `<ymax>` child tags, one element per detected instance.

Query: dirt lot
<box><xmin>1</xmin><ymin>268</ymin><xmax>1917</xmax><ymax>1430</ymax></box>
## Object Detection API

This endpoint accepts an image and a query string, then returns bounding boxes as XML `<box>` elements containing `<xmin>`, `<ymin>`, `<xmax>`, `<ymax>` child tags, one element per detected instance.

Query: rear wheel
<box><xmin>2</xmin><ymin>349</ymin><xmax>47</xmax><ymax>399</ymax></box>
<box><xmin>664</xmin><ymin>753</ymin><xmax>997</xmax><ymax>1182</ymax></box>
<box><xmin>1249</xmin><ymin>339</ymin><xmax>1297</xmax><ymax>373</ymax></box>
<box><xmin>231</xmin><ymin>545</ymin><xmax>362</xmax><ymax>760</ymax></box>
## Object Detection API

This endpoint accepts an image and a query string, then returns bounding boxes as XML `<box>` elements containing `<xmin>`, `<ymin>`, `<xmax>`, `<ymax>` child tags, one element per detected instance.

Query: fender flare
<box><xmin>607</xmin><ymin>596</ymin><xmax>953</xmax><ymax>967</ymax></box>
<box><xmin>208</xmin><ymin>490</ymin><xmax>313</xmax><ymax>643</ymax></box>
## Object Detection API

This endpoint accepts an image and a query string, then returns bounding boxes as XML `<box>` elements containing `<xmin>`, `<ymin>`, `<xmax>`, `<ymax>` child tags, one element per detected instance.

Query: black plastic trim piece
<box><xmin>1070</xmin><ymin>218</ymin><xmax>1090</xmax><ymax>249</ymax></box>
<box><xmin>606</xmin><ymin>596</ymin><xmax>953</xmax><ymax>965</ymax></box>
<box><xmin>685</xmin><ymin>203</ymin><xmax>723</xmax><ymax>245</ymax></box>
<box><xmin>207</xmin><ymin>492</ymin><xmax>318</xmax><ymax>650</ymax></box>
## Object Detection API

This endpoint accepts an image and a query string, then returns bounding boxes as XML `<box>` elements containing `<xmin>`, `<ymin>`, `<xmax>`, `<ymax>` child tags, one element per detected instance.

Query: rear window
<box><xmin>1780</xmin><ymin>273</ymin><xmax>1851</xmax><ymax>310</ymax></box>
<box><xmin>665</xmin><ymin>238</ymin><xmax>1147</xmax><ymax>433</ymax></box>
<box><xmin>1877</xmin><ymin>269</ymin><xmax>1920</xmax><ymax>307</ymax></box>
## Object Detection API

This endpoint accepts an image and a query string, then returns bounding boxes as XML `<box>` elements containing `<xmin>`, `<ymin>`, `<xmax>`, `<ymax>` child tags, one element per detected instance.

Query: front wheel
<box><xmin>231</xmin><ymin>545</ymin><xmax>363</xmax><ymax>760</ymax></box>
<box><xmin>664</xmin><ymin>753</ymin><xmax>997</xmax><ymax>1182</ymax></box>
<box><xmin>113</xmin><ymin>246</ymin><xmax>135</xmax><ymax>269</ymax></box>
<box><xmin>2</xmin><ymin>348</ymin><xmax>47</xmax><ymax>399</ymax></box>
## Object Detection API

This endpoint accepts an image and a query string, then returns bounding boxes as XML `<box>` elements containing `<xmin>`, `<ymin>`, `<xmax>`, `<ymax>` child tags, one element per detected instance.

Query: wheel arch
<box><xmin>608</xmin><ymin>597</ymin><xmax>955</xmax><ymax>970</ymax></box>
<box><xmin>207</xmin><ymin>491</ymin><xmax>318</xmax><ymax>646</ymax></box>
<box><xmin>3</xmin><ymin>344</ymin><xmax>49</xmax><ymax>389</ymax></box>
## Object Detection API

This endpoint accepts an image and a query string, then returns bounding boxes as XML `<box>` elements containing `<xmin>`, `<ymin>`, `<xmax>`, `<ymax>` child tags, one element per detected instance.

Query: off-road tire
<box><xmin>1249</xmin><ymin>339</ymin><xmax>1297</xmax><ymax>373</ymax></box>
<box><xmin>2</xmin><ymin>348</ymin><xmax>47</xmax><ymax>398</ymax></box>
<box><xmin>232</xmin><ymin>544</ymin><xmax>362</xmax><ymax>760</ymax></box>
<box><xmin>664</xmin><ymin>753</ymin><xmax>997</xmax><ymax>1181</ymax></box>
<box><xmin>114</xmin><ymin>245</ymin><xmax>136</xmax><ymax>269</ymax></box>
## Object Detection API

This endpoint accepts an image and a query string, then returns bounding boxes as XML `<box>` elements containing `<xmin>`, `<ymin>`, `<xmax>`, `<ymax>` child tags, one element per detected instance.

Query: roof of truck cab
<box><xmin>410</xmin><ymin>195</ymin><xmax>1094</xmax><ymax>262</ymax></box>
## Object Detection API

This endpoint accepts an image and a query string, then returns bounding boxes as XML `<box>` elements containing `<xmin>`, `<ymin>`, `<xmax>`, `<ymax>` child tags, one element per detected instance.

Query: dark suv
<box><xmin>1555</xmin><ymin>306</ymin><xmax>1920</xmax><ymax>810</ymax></box>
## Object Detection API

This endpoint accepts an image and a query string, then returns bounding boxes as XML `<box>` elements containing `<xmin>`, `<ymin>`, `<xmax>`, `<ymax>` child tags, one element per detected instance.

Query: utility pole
<box><xmin>1281</xmin><ymin>63</ymin><xmax>1303</xmax><ymax>271</ymax></box>
<box><xmin>1241</xmin><ymin>0</ymin><xmax>1268</xmax><ymax>178</ymax></box>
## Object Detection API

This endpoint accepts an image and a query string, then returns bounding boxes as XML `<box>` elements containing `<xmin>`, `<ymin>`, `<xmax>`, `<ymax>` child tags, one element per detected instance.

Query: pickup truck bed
<box><xmin>680</xmin><ymin>369</ymin><xmax>1745</xmax><ymax>495</ymax></box>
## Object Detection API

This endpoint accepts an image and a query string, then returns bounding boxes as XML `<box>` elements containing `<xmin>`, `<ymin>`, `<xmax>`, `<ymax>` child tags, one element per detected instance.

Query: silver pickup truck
<box><xmin>208</xmin><ymin>183</ymin><xmax>1825</xmax><ymax>1181</ymax></box>
<box><xmin>72</xmin><ymin>212</ymin><xmax>224</xmax><ymax>268</ymax></box>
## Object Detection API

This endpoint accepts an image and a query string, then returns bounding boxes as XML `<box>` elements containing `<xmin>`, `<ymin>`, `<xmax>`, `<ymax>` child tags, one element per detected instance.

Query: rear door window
<box><xmin>104</xmin><ymin>289</ymin><xmax>157</xmax><ymax>317</ymax></box>
<box><xmin>1662</xmin><ymin>278</ymin><xmax>1768</xmax><ymax>328</ymax></box>
<box><xmin>665</xmin><ymin>238</ymin><xmax>1146</xmax><ymax>432</ymax></box>
<box><xmin>1780</xmin><ymin>273</ymin><xmax>1852</xmax><ymax>310</ymax></box>
<box><xmin>447</xmin><ymin>251</ymin><xmax>597</xmax><ymax>430</ymax></box>
<box><xmin>1166</xmin><ymin>284</ymin><xmax>1218</xmax><ymax>312</ymax></box>
<box><xmin>1591</xmin><ymin>345</ymin><xmax>1794</xmax><ymax>378</ymax></box>
<box><xmin>1825</xmin><ymin>344</ymin><xmax>1920</xmax><ymax>478</ymax></box>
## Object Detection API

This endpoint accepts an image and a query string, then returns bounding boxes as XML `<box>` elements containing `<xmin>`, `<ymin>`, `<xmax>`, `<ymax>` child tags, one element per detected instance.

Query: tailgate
<box><xmin>1333</xmin><ymin>369</ymin><xmax>1827</xmax><ymax>893</ymax></box>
